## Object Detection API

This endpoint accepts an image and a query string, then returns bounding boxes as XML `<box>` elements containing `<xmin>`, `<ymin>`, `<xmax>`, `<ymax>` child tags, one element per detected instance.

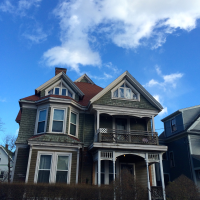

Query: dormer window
<box><xmin>111</xmin><ymin>80</ymin><xmax>140</xmax><ymax>101</ymax></box>
<box><xmin>45</xmin><ymin>80</ymin><xmax>75</xmax><ymax>99</ymax></box>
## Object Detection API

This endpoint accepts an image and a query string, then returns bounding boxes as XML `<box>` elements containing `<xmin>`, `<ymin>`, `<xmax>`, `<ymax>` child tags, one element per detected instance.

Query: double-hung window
<box><xmin>171</xmin><ymin>118</ymin><xmax>177</xmax><ymax>132</ymax></box>
<box><xmin>37</xmin><ymin>109</ymin><xmax>47</xmax><ymax>134</ymax></box>
<box><xmin>52</xmin><ymin>109</ymin><xmax>65</xmax><ymax>132</ymax></box>
<box><xmin>35</xmin><ymin>152</ymin><xmax>71</xmax><ymax>184</ymax></box>
<box><xmin>169</xmin><ymin>152</ymin><xmax>175</xmax><ymax>167</ymax></box>
<box><xmin>69</xmin><ymin>111</ymin><xmax>78</xmax><ymax>136</ymax></box>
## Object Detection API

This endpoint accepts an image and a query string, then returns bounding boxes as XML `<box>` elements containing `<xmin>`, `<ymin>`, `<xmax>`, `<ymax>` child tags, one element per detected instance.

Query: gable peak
<box><xmin>74</xmin><ymin>74</ymin><xmax>95</xmax><ymax>84</ymax></box>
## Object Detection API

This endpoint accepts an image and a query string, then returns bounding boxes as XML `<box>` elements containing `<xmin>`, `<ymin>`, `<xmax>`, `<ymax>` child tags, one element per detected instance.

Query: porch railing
<box><xmin>151</xmin><ymin>186</ymin><xmax>164</xmax><ymax>199</ymax></box>
<box><xmin>95</xmin><ymin>128</ymin><xmax>159</xmax><ymax>145</ymax></box>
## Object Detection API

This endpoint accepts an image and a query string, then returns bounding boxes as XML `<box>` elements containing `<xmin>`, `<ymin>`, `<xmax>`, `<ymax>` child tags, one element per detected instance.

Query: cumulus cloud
<box><xmin>145</xmin><ymin>66</ymin><xmax>183</xmax><ymax>89</ymax></box>
<box><xmin>0</xmin><ymin>0</ymin><xmax>41</xmax><ymax>16</ymax></box>
<box><xmin>43</xmin><ymin>0</ymin><xmax>200</xmax><ymax>72</ymax></box>
<box><xmin>153</xmin><ymin>95</ymin><xmax>168</xmax><ymax>116</ymax></box>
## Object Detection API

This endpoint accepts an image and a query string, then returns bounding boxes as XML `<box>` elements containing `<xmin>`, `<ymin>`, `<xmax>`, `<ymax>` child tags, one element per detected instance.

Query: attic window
<box><xmin>111</xmin><ymin>80</ymin><xmax>140</xmax><ymax>101</ymax></box>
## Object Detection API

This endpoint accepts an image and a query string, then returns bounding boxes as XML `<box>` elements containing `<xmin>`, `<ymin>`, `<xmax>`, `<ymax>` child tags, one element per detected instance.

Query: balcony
<box><xmin>94</xmin><ymin>128</ymin><xmax>159</xmax><ymax>145</ymax></box>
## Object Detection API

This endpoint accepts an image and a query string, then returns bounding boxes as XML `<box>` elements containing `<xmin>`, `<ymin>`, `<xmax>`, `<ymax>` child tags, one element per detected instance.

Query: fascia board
<box><xmin>90</xmin><ymin>71</ymin><xmax>163</xmax><ymax>111</ymax></box>
<box><xmin>74</xmin><ymin>74</ymin><xmax>95</xmax><ymax>84</ymax></box>
<box><xmin>88</xmin><ymin>143</ymin><xmax>168</xmax><ymax>152</ymax></box>
<box><xmin>0</xmin><ymin>146</ymin><xmax>13</xmax><ymax>161</ymax></box>
<box><xmin>161</xmin><ymin>110</ymin><xmax>181</xmax><ymax>122</ymax></box>
<box><xmin>35</xmin><ymin>72</ymin><xmax>85</xmax><ymax>97</ymax></box>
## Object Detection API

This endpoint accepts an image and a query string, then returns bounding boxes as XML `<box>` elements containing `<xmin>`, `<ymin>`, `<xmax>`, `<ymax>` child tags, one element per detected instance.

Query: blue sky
<box><xmin>1</xmin><ymin>0</ymin><xmax>200</xmax><ymax>138</ymax></box>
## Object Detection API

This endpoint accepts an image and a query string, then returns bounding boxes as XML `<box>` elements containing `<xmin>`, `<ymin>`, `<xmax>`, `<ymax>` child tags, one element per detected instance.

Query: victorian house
<box><xmin>13</xmin><ymin>68</ymin><xmax>167</xmax><ymax>200</ymax></box>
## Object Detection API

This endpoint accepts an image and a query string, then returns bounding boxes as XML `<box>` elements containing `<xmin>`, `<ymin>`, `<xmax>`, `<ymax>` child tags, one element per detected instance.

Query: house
<box><xmin>13</xmin><ymin>68</ymin><xmax>167</xmax><ymax>200</ymax></box>
<box><xmin>159</xmin><ymin>105</ymin><xmax>200</xmax><ymax>188</ymax></box>
<box><xmin>0</xmin><ymin>145</ymin><xmax>14</xmax><ymax>182</ymax></box>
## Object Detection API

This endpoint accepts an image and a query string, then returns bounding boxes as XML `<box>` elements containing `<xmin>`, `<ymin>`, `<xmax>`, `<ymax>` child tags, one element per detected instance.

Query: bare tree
<box><xmin>1</xmin><ymin>135</ymin><xmax>17</xmax><ymax>183</ymax></box>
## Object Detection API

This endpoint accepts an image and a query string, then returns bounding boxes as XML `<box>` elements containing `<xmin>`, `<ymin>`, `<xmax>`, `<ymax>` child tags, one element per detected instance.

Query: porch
<box><xmin>92</xmin><ymin>150</ymin><xmax>166</xmax><ymax>200</ymax></box>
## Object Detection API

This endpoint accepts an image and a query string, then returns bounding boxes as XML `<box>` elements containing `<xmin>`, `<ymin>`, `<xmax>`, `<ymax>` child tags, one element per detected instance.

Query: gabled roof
<box><xmin>0</xmin><ymin>145</ymin><xmax>14</xmax><ymax>161</ymax></box>
<box><xmin>35</xmin><ymin>72</ymin><xmax>84</xmax><ymax>98</ymax></box>
<box><xmin>90</xmin><ymin>71</ymin><xmax>163</xmax><ymax>111</ymax></box>
<box><xmin>75</xmin><ymin>74</ymin><xmax>95</xmax><ymax>84</ymax></box>
<box><xmin>161</xmin><ymin>105</ymin><xmax>200</xmax><ymax>122</ymax></box>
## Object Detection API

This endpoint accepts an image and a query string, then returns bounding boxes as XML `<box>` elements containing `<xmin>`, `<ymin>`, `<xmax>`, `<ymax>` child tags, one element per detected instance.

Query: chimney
<box><xmin>6</xmin><ymin>144</ymin><xmax>8</xmax><ymax>150</ymax></box>
<box><xmin>55</xmin><ymin>67</ymin><xmax>67</xmax><ymax>76</ymax></box>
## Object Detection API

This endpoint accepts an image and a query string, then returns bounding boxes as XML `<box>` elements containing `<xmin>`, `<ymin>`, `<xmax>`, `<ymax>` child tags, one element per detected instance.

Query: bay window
<box><xmin>52</xmin><ymin>109</ymin><xmax>65</xmax><ymax>132</ymax></box>
<box><xmin>69</xmin><ymin>111</ymin><xmax>78</xmax><ymax>137</ymax></box>
<box><xmin>35</xmin><ymin>152</ymin><xmax>72</xmax><ymax>184</ymax></box>
<box><xmin>36</xmin><ymin>109</ymin><xmax>47</xmax><ymax>134</ymax></box>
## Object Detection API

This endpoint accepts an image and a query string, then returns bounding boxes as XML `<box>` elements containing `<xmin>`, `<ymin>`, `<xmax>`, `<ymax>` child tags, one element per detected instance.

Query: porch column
<box><xmin>151</xmin><ymin>116</ymin><xmax>155</xmax><ymax>132</ymax></box>
<box><xmin>145</xmin><ymin>153</ymin><xmax>151</xmax><ymax>200</ymax></box>
<box><xmin>159</xmin><ymin>153</ymin><xmax>166</xmax><ymax>200</ymax></box>
<box><xmin>98</xmin><ymin>150</ymin><xmax>101</xmax><ymax>186</ymax></box>
<box><xmin>113</xmin><ymin>151</ymin><xmax>115</xmax><ymax>181</ymax></box>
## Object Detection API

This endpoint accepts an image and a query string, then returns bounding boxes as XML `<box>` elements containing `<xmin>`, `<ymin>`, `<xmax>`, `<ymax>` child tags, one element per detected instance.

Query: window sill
<box><xmin>112</xmin><ymin>97</ymin><xmax>140</xmax><ymax>102</ymax></box>
<box><xmin>68</xmin><ymin>133</ymin><xmax>79</xmax><ymax>139</ymax></box>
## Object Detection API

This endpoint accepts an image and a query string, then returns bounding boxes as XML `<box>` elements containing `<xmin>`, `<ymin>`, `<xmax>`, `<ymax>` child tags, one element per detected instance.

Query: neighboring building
<box><xmin>159</xmin><ymin>105</ymin><xmax>200</xmax><ymax>187</ymax></box>
<box><xmin>0</xmin><ymin>145</ymin><xmax>14</xmax><ymax>182</ymax></box>
<box><xmin>13</xmin><ymin>68</ymin><xmax>167</xmax><ymax>200</ymax></box>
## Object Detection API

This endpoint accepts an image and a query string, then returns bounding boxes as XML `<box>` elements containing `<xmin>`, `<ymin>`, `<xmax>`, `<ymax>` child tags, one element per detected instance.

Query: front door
<box><xmin>120</xmin><ymin>163</ymin><xmax>134</xmax><ymax>175</ymax></box>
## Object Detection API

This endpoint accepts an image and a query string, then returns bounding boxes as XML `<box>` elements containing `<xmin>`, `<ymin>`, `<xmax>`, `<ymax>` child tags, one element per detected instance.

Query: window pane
<box><xmin>56</xmin><ymin>171</ymin><xmax>68</xmax><ymax>183</ymax></box>
<box><xmin>48</xmin><ymin>89</ymin><xmax>53</xmax><ymax>95</ymax></box>
<box><xmin>126</xmin><ymin>88</ymin><xmax>131</xmax><ymax>99</ymax></box>
<box><xmin>55</xmin><ymin>88</ymin><xmax>60</xmax><ymax>95</ymax></box>
<box><xmin>62</xmin><ymin>88</ymin><xmax>67</xmax><ymax>96</ymax></box>
<box><xmin>38</xmin><ymin>170</ymin><xmax>50</xmax><ymax>183</ymax></box>
<box><xmin>133</xmin><ymin>93</ymin><xmax>137</xmax><ymax>99</ymax></box>
<box><xmin>113</xmin><ymin>90</ymin><xmax>118</xmax><ymax>97</ymax></box>
<box><xmin>70</xmin><ymin>124</ymin><xmax>76</xmax><ymax>136</ymax></box>
<box><xmin>53</xmin><ymin>109</ymin><xmax>64</xmax><ymax>120</ymax></box>
<box><xmin>68</xmin><ymin>91</ymin><xmax>73</xmax><ymax>98</ymax></box>
<box><xmin>101</xmin><ymin>173</ymin><xmax>105</xmax><ymax>184</ymax></box>
<box><xmin>120</xmin><ymin>84</ymin><xmax>125</xmax><ymax>87</ymax></box>
<box><xmin>52</xmin><ymin>121</ymin><xmax>63</xmax><ymax>132</ymax></box>
<box><xmin>39</xmin><ymin>110</ymin><xmax>46</xmax><ymax>122</ymax></box>
<box><xmin>37</xmin><ymin>121</ymin><xmax>45</xmax><ymax>133</ymax></box>
<box><xmin>101</xmin><ymin>160</ymin><xmax>105</xmax><ymax>173</ymax></box>
<box><xmin>119</xmin><ymin>88</ymin><xmax>124</xmax><ymax>98</ymax></box>
<box><xmin>70</xmin><ymin>113</ymin><xmax>76</xmax><ymax>124</ymax></box>
<box><xmin>39</xmin><ymin>155</ymin><xmax>52</xmax><ymax>169</ymax></box>
<box><xmin>57</xmin><ymin>156</ymin><xmax>69</xmax><ymax>170</ymax></box>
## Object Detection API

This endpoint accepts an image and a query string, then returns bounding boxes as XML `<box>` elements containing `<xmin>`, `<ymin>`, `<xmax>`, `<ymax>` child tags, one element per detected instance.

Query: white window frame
<box><xmin>34</xmin><ymin>107</ymin><xmax>49</xmax><ymax>135</ymax></box>
<box><xmin>171</xmin><ymin>118</ymin><xmax>177</xmax><ymax>132</ymax></box>
<box><xmin>49</xmin><ymin>106</ymin><xmax>68</xmax><ymax>134</ymax></box>
<box><xmin>45</xmin><ymin>79</ymin><xmax>75</xmax><ymax>99</ymax></box>
<box><xmin>111</xmin><ymin>80</ymin><xmax>140</xmax><ymax>101</ymax></box>
<box><xmin>169</xmin><ymin>151</ymin><xmax>175</xmax><ymax>168</ymax></box>
<box><xmin>34</xmin><ymin>151</ymin><xmax>72</xmax><ymax>184</ymax></box>
<box><xmin>68</xmin><ymin>107</ymin><xmax>79</xmax><ymax>138</ymax></box>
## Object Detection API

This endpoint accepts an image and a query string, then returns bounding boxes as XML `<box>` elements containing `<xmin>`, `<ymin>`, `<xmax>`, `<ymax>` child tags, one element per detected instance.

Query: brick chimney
<box><xmin>55</xmin><ymin>67</ymin><xmax>67</xmax><ymax>76</ymax></box>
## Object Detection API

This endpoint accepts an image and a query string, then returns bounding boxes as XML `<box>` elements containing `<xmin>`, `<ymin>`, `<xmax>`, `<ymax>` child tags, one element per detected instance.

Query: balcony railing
<box><xmin>95</xmin><ymin>128</ymin><xmax>159</xmax><ymax>145</ymax></box>
<box><xmin>151</xmin><ymin>186</ymin><xmax>164</xmax><ymax>199</ymax></box>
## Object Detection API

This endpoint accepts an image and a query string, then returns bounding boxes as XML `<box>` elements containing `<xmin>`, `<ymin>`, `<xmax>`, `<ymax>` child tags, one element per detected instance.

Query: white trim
<box><xmin>89</xmin><ymin>71</ymin><xmax>163</xmax><ymax>111</ymax></box>
<box><xmin>21</xmin><ymin>103</ymin><xmax>37</xmax><ymax>109</ymax></box>
<box><xmin>89</xmin><ymin>142</ymin><xmax>168</xmax><ymax>151</ymax></box>
<box><xmin>34</xmin><ymin>151</ymin><xmax>72</xmax><ymax>184</ymax></box>
<box><xmin>76</xmin><ymin>150</ymin><xmax>80</xmax><ymax>184</ymax></box>
<box><xmin>68</xmin><ymin>107</ymin><xmax>79</xmax><ymax>138</ymax></box>
<box><xmin>159</xmin><ymin>153</ymin><xmax>166</xmax><ymax>200</ymax></box>
<box><xmin>49</xmin><ymin>106</ymin><xmax>68</xmax><ymax>134</ymax></box>
<box><xmin>36</xmin><ymin>72</ymin><xmax>84</xmax><ymax>97</ymax></box>
<box><xmin>25</xmin><ymin>146</ymin><xmax>32</xmax><ymax>183</ymax></box>
<box><xmin>111</xmin><ymin>79</ymin><xmax>140</xmax><ymax>101</ymax></box>
<box><xmin>74</xmin><ymin>74</ymin><xmax>95</xmax><ymax>84</ymax></box>
<box><xmin>34</xmin><ymin>106</ymin><xmax>49</xmax><ymax>135</ymax></box>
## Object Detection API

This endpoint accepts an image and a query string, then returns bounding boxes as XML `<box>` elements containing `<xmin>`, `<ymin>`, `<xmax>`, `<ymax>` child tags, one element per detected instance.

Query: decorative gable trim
<box><xmin>74</xmin><ymin>74</ymin><xmax>95</xmax><ymax>84</ymax></box>
<box><xmin>111</xmin><ymin>79</ymin><xmax>140</xmax><ymax>101</ymax></box>
<box><xmin>187</xmin><ymin>115</ymin><xmax>200</xmax><ymax>132</ymax></box>
<box><xmin>0</xmin><ymin>145</ymin><xmax>13</xmax><ymax>161</ymax></box>
<box><xmin>90</xmin><ymin>71</ymin><xmax>163</xmax><ymax>111</ymax></box>
<box><xmin>36</xmin><ymin>72</ymin><xmax>84</xmax><ymax>98</ymax></box>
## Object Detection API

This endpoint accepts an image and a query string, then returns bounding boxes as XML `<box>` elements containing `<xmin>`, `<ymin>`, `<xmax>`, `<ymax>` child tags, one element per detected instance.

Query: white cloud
<box><xmin>0</xmin><ymin>0</ymin><xmax>41</xmax><ymax>16</ymax></box>
<box><xmin>23</xmin><ymin>26</ymin><xmax>47</xmax><ymax>44</ymax></box>
<box><xmin>153</xmin><ymin>95</ymin><xmax>168</xmax><ymax>116</ymax></box>
<box><xmin>15</xmin><ymin>128</ymin><xmax>19</xmax><ymax>135</ymax></box>
<box><xmin>104</xmin><ymin>62</ymin><xmax>120</xmax><ymax>74</ymax></box>
<box><xmin>43</xmin><ymin>0</ymin><xmax>200</xmax><ymax>72</ymax></box>
<box><xmin>145</xmin><ymin>66</ymin><xmax>183</xmax><ymax>89</ymax></box>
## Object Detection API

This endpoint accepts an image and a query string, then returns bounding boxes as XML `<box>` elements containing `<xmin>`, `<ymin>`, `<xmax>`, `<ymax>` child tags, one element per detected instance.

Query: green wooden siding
<box><xmin>83</xmin><ymin>114</ymin><xmax>94</xmax><ymax>146</ymax></box>
<box><xmin>94</xmin><ymin>87</ymin><xmax>158</xmax><ymax>110</ymax></box>
<box><xmin>16</xmin><ymin>108</ymin><xmax>37</xmax><ymax>144</ymax></box>
<box><xmin>65</xmin><ymin>108</ymin><xmax>70</xmax><ymax>134</ymax></box>
<box><xmin>130</xmin><ymin>117</ymin><xmax>147</xmax><ymax>131</ymax></box>
<box><xmin>28</xmin><ymin>149</ymin><xmax>77</xmax><ymax>184</ymax></box>
<box><xmin>80</xmin><ymin>77</ymin><xmax>89</xmax><ymax>83</ymax></box>
<box><xmin>78</xmin><ymin>113</ymin><xmax>84</xmax><ymax>142</ymax></box>
<box><xmin>13</xmin><ymin>147</ymin><xmax>29</xmax><ymax>182</ymax></box>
